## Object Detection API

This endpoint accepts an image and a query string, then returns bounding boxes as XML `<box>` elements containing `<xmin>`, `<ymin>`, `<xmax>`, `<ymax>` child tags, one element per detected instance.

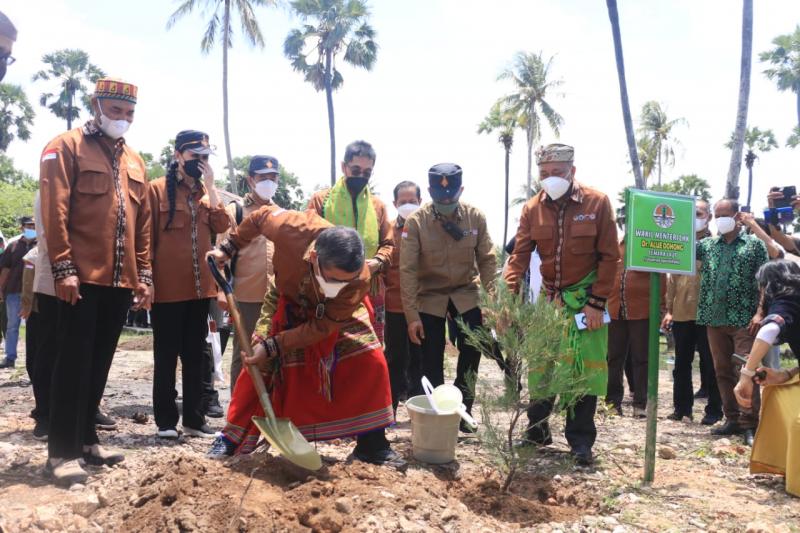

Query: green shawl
<box><xmin>529</xmin><ymin>270</ymin><xmax>609</xmax><ymax>398</ymax></box>
<box><xmin>322</xmin><ymin>177</ymin><xmax>379</xmax><ymax>258</ymax></box>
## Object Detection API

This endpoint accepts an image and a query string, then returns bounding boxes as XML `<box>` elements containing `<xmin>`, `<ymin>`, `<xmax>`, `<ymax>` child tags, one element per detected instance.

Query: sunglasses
<box><xmin>347</xmin><ymin>166</ymin><xmax>372</xmax><ymax>178</ymax></box>
<box><xmin>1</xmin><ymin>54</ymin><xmax>15</xmax><ymax>66</ymax></box>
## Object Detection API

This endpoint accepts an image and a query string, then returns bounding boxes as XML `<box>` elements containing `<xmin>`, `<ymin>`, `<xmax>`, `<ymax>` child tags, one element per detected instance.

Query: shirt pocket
<box><xmin>75</xmin><ymin>162</ymin><xmax>110</xmax><ymax>196</ymax></box>
<box><xmin>420</xmin><ymin>234</ymin><xmax>446</xmax><ymax>268</ymax></box>
<box><xmin>531</xmin><ymin>225</ymin><xmax>555</xmax><ymax>255</ymax></box>
<box><xmin>570</xmin><ymin>223</ymin><xmax>597</xmax><ymax>254</ymax></box>
<box><xmin>125</xmin><ymin>165</ymin><xmax>146</xmax><ymax>206</ymax></box>
<box><xmin>453</xmin><ymin>233</ymin><xmax>478</xmax><ymax>264</ymax></box>
<box><xmin>159</xmin><ymin>199</ymin><xmax>187</xmax><ymax>230</ymax></box>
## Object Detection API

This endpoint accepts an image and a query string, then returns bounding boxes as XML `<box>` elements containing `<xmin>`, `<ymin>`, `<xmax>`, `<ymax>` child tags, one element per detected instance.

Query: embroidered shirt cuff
<box><xmin>52</xmin><ymin>260</ymin><xmax>78</xmax><ymax>280</ymax></box>
<box><xmin>138</xmin><ymin>268</ymin><xmax>153</xmax><ymax>286</ymax></box>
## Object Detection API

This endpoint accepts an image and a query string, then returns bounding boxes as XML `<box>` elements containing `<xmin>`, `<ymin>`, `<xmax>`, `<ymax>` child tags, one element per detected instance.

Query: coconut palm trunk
<box><xmin>725</xmin><ymin>0</ymin><xmax>753</xmax><ymax>200</ymax></box>
<box><xmin>325</xmin><ymin>49</ymin><xmax>336</xmax><ymax>186</ymax></box>
<box><xmin>67</xmin><ymin>82</ymin><xmax>73</xmax><ymax>130</ymax></box>
<box><xmin>221</xmin><ymin>0</ymin><xmax>237</xmax><ymax>194</ymax></box>
<box><xmin>606</xmin><ymin>0</ymin><xmax>644</xmax><ymax>189</ymax></box>
<box><xmin>503</xmin><ymin>144</ymin><xmax>511</xmax><ymax>250</ymax></box>
<box><xmin>525</xmin><ymin>126</ymin><xmax>533</xmax><ymax>199</ymax></box>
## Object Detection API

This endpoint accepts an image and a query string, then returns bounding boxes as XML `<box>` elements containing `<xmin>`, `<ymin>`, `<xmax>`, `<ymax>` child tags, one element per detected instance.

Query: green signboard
<box><xmin>624</xmin><ymin>189</ymin><xmax>696</xmax><ymax>275</ymax></box>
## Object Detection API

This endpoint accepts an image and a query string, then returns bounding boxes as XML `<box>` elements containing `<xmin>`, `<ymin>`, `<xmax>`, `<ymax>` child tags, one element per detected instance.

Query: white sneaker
<box><xmin>182</xmin><ymin>424</ymin><xmax>215</xmax><ymax>439</ymax></box>
<box><xmin>157</xmin><ymin>427</ymin><xmax>180</xmax><ymax>439</ymax></box>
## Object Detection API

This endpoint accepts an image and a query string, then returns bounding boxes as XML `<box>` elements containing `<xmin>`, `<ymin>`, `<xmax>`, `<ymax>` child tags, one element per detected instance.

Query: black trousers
<box><xmin>672</xmin><ymin>321</ymin><xmax>723</xmax><ymax>417</ymax></box>
<box><xmin>25</xmin><ymin>309</ymin><xmax>39</xmax><ymax>385</ymax></box>
<box><xmin>29</xmin><ymin>294</ymin><xmax>59</xmax><ymax>422</ymax></box>
<box><xmin>384</xmin><ymin>311</ymin><xmax>423</xmax><ymax>410</ymax></box>
<box><xmin>49</xmin><ymin>285</ymin><xmax>131</xmax><ymax>460</ymax></box>
<box><xmin>151</xmin><ymin>298</ymin><xmax>210</xmax><ymax>429</ymax></box>
<box><xmin>607</xmin><ymin>319</ymin><xmax>649</xmax><ymax>409</ymax></box>
<box><xmin>354</xmin><ymin>428</ymin><xmax>390</xmax><ymax>454</ymax></box>
<box><xmin>527</xmin><ymin>395</ymin><xmax>598</xmax><ymax>450</ymax></box>
<box><xmin>419</xmin><ymin>302</ymin><xmax>482</xmax><ymax>411</ymax></box>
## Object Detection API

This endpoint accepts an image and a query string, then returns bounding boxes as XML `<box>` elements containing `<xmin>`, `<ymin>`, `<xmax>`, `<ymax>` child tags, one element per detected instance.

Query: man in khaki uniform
<box><xmin>39</xmin><ymin>78</ymin><xmax>152</xmax><ymax>485</ymax></box>
<box><xmin>217</xmin><ymin>155</ymin><xmax>276</xmax><ymax>391</ymax></box>
<box><xmin>0</xmin><ymin>10</ymin><xmax>16</xmax><ymax>82</ymax></box>
<box><xmin>400</xmin><ymin>163</ymin><xmax>496</xmax><ymax>432</ymax></box>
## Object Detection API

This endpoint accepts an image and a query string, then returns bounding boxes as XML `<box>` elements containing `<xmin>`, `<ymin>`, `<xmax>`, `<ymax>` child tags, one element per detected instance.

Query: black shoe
<box><xmin>711</xmin><ymin>421</ymin><xmax>742</xmax><ymax>436</ymax></box>
<box><xmin>609</xmin><ymin>403</ymin><xmax>623</xmax><ymax>417</ymax></box>
<box><xmin>0</xmin><ymin>358</ymin><xmax>15</xmax><ymax>369</ymax></box>
<box><xmin>95</xmin><ymin>410</ymin><xmax>117</xmax><ymax>430</ymax></box>
<box><xmin>666</xmin><ymin>411</ymin><xmax>693</xmax><ymax>422</ymax></box>
<box><xmin>353</xmin><ymin>447</ymin><xmax>407</xmax><ymax>470</ymax></box>
<box><xmin>33</xmin><ymin>419</ymin><xmax>49</xmax><ymax>441</ymax></box>
<box><xmin>743</xmin><ymin>429</ymin><xmax>755</xmax><ymax>447</ymax></box>
<box><xmin>571</xmin><ymin>446</ymin><xmax>594</xmax><ymax>466</ymax></box>
<box><xmin>207</xmin><ymin>435</ymin><xmax>237</xmax><ymax>459</ymax></box>
<box><xmin>700</xmin><ymin>413</ymin><xmax>722</xmax><ymax>426</ymax></box>
<box><xmin>459</xmin><ymin>420</ymin><xmax>477</xmax><ymax>434</ymax></box>
<box><xmin>694</xmin><ymin>388</ymin><xmax>709</xmax><ymax>400</ymax></box>
<box><xmin>205</xmin><ymin>401</ymin><xmax>224</xmax><ymax>419</ymax></box>
<box><xmin>518</xmin><ymin>433</ymin><xmax>553</xmax><ymax>448</ymax></box>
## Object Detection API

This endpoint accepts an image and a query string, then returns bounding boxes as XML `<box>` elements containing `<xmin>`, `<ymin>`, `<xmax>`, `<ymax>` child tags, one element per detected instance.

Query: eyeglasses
<box><xmin>1</xmin><ymin>54</ymin><xmax>15</xmax><ymax>66</ymax></box>
<box><xmin>347</xmin><ymin>166</ymin><xmax>372</xmax><ymax>179</ymax></box>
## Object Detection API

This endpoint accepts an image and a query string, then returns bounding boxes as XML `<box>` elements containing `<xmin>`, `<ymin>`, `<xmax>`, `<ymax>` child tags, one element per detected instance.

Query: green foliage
<box><xmin>167</xmin><ymin>0</ymin><xmax>271</xmax><ymax>53</ymax></box>
<box><xmin>0</xmin><ymin>154</ymin><xmax>36</xmax><ymax>239</ymax></box>
<box><xmin>636</xmin><ymin>101</ymin><xmax>686</xmax><ymax>186</ymax></box>
<box><xmin>225</xmin><ymin>155</ymin><xmax>307</xmax><ymax>210</ymax></box>
<box><xmin>478</xmin><ymin>101</ymin><xmax>516</xmax><ymax>151</ymax></box>
<box><xmin>0</xmin><ymin>84</ymin><xmax>35</xmax><ymax>151</ymax></box>
<box><xmin>284</xmin><ymin>0</ymin><xmax>378</xmax><ymax>92</ymax></box>
<box><xmin>32</xmin><ymin>49</ymin><xmax>105</xmax><ymax>129</ymax></box>
<box><xmin>458</xmin><ymin>283</ymin><xmax>588</xmax><ymax>492</ymax></box>
<box><xmin>724</xmin><ymin>126</ymin><xmax>778</xmax><ymax>153</ymax></box>
<box><xmin>650</xmin><ymin>175</ymin><xmax>712</xmax><ymax>201</ymax></box>
<box><xmin>759</xmin><ymin>25</ymin><xmax>800</xmax><ymax>95</ymax></box>
<box><xmin>787</xmin><ymin>126</ymin><xmax>800</xmax><ymax>149</ymax></box>
<box><xmin>140</xmin><ymin>140</ymin><xmax>176</xmax><ymax>180</ymax></box>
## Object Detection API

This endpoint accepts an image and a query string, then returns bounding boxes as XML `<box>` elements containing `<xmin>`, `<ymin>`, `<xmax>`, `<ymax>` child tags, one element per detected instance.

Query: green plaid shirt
<box><xmin>696</xmin><ymin>233</ymin><xmax>768</xmax><ymax>328</ymax></box>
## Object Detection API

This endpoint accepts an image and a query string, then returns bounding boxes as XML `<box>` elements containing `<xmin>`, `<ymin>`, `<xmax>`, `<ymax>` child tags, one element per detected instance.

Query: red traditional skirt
<box><xmin>222</xmin><ymin>297</ymin><xmax>394</xmax><ymax>454</ymax></box>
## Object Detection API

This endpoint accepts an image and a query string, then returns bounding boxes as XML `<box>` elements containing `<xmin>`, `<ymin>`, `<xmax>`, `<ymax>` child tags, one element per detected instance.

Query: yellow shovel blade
<box><xmin>252</xmin><ymin>416</ymin><xmax>323</xmax><ymax>471</ymax></box>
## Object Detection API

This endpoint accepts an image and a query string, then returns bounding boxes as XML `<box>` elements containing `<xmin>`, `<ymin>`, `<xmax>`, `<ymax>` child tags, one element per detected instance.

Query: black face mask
<box><xmin>183</xmin><ymin>159</ymin><xmax>203</xmax><ymax>181</ymax></box>
<box><xmin>346</xmin><ymin>177</ymin><xmax>369</xmax><ymax>195</ymax></box>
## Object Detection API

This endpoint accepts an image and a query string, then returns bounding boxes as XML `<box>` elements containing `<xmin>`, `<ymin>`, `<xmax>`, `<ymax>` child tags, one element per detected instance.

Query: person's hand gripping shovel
<box><xmin>207</xmin><ymin>255</ymin><xmax>322</xmax><ymax>471</ymax></box>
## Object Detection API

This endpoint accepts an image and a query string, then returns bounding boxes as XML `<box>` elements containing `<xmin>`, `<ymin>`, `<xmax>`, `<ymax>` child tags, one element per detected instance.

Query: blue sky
<box><xmin>4</xmin><ymin>0</ymin><xmax>800</xmax><ymax>245</ymax></box>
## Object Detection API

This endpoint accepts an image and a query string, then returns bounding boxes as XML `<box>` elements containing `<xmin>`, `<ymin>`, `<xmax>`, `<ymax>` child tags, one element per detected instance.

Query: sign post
<box><xmin>624</xmin><ymin>189</ymin><xmax>696</xmax><ymax>485</ymax></box>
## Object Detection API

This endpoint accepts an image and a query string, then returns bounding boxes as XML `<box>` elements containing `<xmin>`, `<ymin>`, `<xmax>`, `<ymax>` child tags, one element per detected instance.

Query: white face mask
<box><xmin>715</xmin><ymin>216</ymin><xmax>737</xmax><ymax>235</ymax></box>
<box><xmin>314</xmin><ymin>260</ymin><xmax>349</xmax><ymax>299</ymax></box>
<box><xmin>695</xmin><ymin>217</ymin><xmax>708</xmax><ymax>232</ymax></box>
<box><xmin>254</xmin><ymin>179</ymin><xmax>278</xmax><ymax>201</ymax></box>
<box><xmin>396</xmin><ymin>203</ymin><xmax>420</xmax><ymax>220</ymax></box>
<box><xmin>96</xmin><ymin>106</ymin><xmax>130</xmax><ymax>139</ymax></box>
<box><xmin>540</xmin><ymin>175</ymin><xmax>571</xmax><ymax>200</ymax></box>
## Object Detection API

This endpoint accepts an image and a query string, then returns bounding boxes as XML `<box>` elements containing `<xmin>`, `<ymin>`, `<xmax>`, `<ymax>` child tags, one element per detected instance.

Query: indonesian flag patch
<box><xmin>402</xmin><ymin>231</ymin><xmax>408</xmax><ymax>239</ymax></box>
<box><xmin>41</xmin><ymin>149</ymin><xmax>58</xmax><ymax>162</ymax></box>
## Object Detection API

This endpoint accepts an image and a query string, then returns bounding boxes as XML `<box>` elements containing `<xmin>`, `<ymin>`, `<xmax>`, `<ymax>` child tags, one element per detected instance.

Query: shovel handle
<box><xmin>207</xmin><ymin>256</ymin><xmax>278</xmax><ymax>421</ymax></box>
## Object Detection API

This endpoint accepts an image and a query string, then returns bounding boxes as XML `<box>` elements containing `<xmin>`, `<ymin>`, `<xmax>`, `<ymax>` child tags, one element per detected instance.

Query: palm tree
<box><xmin>725</xmin><ymin>0</ymin><xmax>754</xmax><ymax>201</ymax></box>
<box><xmin>637</xmin><ymin>101</ymin><xmax>686</xmax><ymax>187</ymax></box>
<box><xmin>32</xmin><ymin>49</ymin><xmax>105</xmax><ymax>130</ymax></box>
<box><xmin>760</xmin><ymin>25</ymin><xmax>800</xmax><ymax>133</ymax></box>
<box><xmin>651</xmin><ymin>174</ymin><xmax>712</xmax><ymax>202</ymax></box>
<box><xmin>636</xmin><ymin>135</ymin><xmax>657</xmax><ymax>187</ymax></box>
<box><xmin>499</xmin><ymin>51</ymin><xmax>563</xmax><ymax>200</ymax></box>
<box><xmin>0</xmin><ymin>84</ymin><xmax>34</xmax><ymax>151</ymax></box>
<box><xmin>724</xmin><ymin>126</ymin><xmax>778</xmax><ymax>208</ymax></box>
<box><xmin>283</xmin><ymin>0</ymin><xmax>378</xmax><ymax>185</ymax></box>
<box><xmin>478</xmin><ymin>101</ymin><xmax>517</xmax><ymax>249</ymax></box>
<box><xmin>788</xmin><ymin>125</ymin><xmax>800</xmax><ymax>148</ymax></box>
<box><xmin>606</xmin><ymin>0</ymin><xmax>644</xmax><ymax>190</ymax></box>
<box><xmin>167</xmin><ymin>0</ymin><xmax>272</xmax><ymax>195</ymax></box>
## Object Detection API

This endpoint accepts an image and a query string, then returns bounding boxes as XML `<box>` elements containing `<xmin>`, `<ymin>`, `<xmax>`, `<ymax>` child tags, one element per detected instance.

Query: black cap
<box><xmin>19</xmin><ymin>215</ymin><xmax>33</xmax><ymax>225</ymax></box>
<box><xmin>249</xmin><ymin>155</ymin><xmax>279</xmax><ymax>175</ymax></box>
<box><xmin>428</xmin><ymin>163</ymin><xmax>462</xmax><ymax>201</ymax></box>
<box><xmin>175</xmin><ymin>130</ymin><xmax>214</xmax><ymax>154</ymax></box>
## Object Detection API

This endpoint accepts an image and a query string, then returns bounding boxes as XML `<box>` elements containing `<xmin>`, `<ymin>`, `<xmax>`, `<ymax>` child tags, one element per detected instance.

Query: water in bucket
<box><xmin>406</xmin><ymin>395</ymin><xmax>461</xmax><ymax>464</ymax></box>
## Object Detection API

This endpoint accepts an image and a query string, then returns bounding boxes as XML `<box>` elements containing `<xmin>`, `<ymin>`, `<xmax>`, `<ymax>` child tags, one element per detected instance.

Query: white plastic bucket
<box><xmin>406</xmin><ymin>395</ymin><xmax>461</xmax><ymax>464</ymax></box>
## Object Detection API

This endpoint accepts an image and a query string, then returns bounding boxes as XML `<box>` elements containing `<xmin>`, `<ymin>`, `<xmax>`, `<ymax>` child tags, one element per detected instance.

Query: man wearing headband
<box><xmin>147</xmin><ymin>130</ymin><xmax>230</xmax><ymax>440</ymax></box>
<box><xmin>505</xmin><ymin>143</ymin><xmax>619</xmax><ymax>465</ymax></box>
<box><xmin>207</xmin><ymin>209</ymin><xmax>398</xmax><ymax>466</ymax></box>
<box><xmin>39</xmin><ymin>78</ymin><xmax>152</xmax><ymax>485</ymax></box>
<box><xmin>400</xmin><ymin>163</ymin><xmax>497</xmax><ymax>433</ymax></box>
<box><xmin>0</xmin><ymin>10</ymin><xmax>16</xmax><ymax>82</ymax></box>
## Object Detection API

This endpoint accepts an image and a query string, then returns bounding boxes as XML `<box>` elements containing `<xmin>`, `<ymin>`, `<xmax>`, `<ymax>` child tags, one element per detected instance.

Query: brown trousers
<box><xmin>706</xmin><ymin>326</ymin><xmax>760</xmax><ymax>429</ymax></box>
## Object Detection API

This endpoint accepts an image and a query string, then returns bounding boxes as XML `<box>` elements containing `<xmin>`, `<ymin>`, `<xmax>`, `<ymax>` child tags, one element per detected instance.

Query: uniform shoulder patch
<box><xmin>41</xmin><ymin>149</ymin><xmax>58</xmax><ymax>162</ymax></box>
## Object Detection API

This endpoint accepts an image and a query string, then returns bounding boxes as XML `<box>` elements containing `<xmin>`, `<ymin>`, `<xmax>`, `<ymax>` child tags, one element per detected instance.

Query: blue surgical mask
<box><xmin>23</xmin><ymin>228</ymin><xmax>36</xmax><ymax>240</ymax></box>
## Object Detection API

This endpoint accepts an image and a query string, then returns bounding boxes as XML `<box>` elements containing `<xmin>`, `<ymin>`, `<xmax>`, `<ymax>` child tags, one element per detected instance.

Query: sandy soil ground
<box><xmin>1</xmin><ymin>330</ymin><xmax>799</xmax><ymax>532</ymax></box>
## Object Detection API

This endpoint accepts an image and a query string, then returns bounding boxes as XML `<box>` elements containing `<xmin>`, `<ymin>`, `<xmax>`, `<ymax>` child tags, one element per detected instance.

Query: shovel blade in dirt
<box><xmin>252</xmin><ymin>416</ymin><xmax>323</xmax><ymax>471</ymax></box>
<box><xmin>207</xmin><ymin>256</ymin><xmax>322</xmax><ymax>471</ymax></box>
